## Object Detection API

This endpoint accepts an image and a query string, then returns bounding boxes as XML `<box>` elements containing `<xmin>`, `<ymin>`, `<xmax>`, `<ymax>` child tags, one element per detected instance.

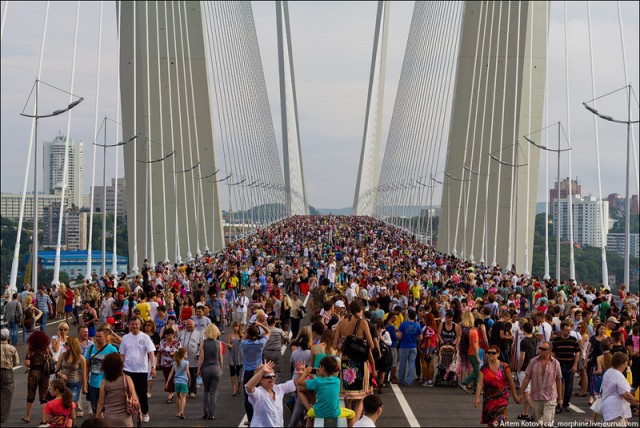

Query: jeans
<box><xmin>201</xmin><ymin>365</ymin><xmax>221</xmax><ymax>416</ymax></box>
<box><xmin>461</xmin><ymin>354</ymin><xmax>480</xmax><ymax>390</ymax></box>
<box><xmin>7</xmin><ymin>321</ymin><xmax>19</xmax><ymax>346</ymax></box>
<box><xmin>124</xmin><ymin>371</ymin><xmax>149</xmax><ymax>415</ymax></box>
<box><xmin>243</xmin><ymin>369</ymin><xmax>255</xmax><ymax>423</ymax></box>
<box><xmin>39</xmin><ymin>312</ymin><xmax>49</xmax><ymax>332</ymax></box>
<box><xmin>67</xmin><ymin>382</ymin><xmax>81</xmax><ymax>403</ymax></box>
<box><xmin>560</xmin><ymin>364</ymin><xmax>574</xmax><ymax>408</ymax></box>
<box><xmin>398</xmin><ymin>347</ymin><xmax>417</xmax><ymax>385</ymax></box>
<box><xmin>1</xmin><ymin>368</ymin><xmax>14</xmax><ymax>423</ymax></box>
<box><xmin>87</xmin><ymin>385</ymin><xmax>100</xmax><ymax>414</ymax></box>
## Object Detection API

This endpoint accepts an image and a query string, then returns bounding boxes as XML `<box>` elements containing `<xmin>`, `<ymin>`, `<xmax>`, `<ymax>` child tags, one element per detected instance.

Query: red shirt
<box><xmin>397</xmin><ymin>281</ymin><xmax>408</xmax><ymax>296</ymax></box>
<box><xmin>64</xmin><ymin>290</ymin><xmax>74</xmax><ymax>306</ymax></box>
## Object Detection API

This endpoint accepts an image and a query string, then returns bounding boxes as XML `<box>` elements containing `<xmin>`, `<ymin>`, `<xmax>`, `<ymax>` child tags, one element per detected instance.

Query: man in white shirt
<box><xmin>119</xmin><ymin>317</ymin><xmax>156</xmax><ymax>422</ymax></box>
<box><xmin>245</xmin><ymin>361</ymin><xmax>299</xmax><ymax>427</ymax></box>
<box><xmin>354</xmin><ymin>395</ymin><xmax>384</xmax><ymax>427</ymax></box>
<box><xmin>326</xmin><ymin>254</ymin><xmax>337</xmax><ymax>290</ymax></box>
<box><xmin>191</xmin><ymin>306</ymin><xmax>212</xmax><ymax>333</ymax></box>
<box><xmin>234</xmin><ymin>289</ymin><xmax>250</xmax><ymax>329</ymax></box>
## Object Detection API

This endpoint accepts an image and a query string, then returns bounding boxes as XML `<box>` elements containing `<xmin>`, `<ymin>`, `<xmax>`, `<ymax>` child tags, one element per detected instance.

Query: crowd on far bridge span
<box><xmin>1</xmin><ymin>215</ymin><xmax>639</xmax><ymax>427</ymax></box>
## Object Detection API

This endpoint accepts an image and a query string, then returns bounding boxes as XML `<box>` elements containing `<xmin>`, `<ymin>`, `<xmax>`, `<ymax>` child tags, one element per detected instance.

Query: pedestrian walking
<box><xmin>119</xmin><ymin>317</ymin><xmax>156</xmax><ymax>423</ymax></box>
<box><xmin>164</xmin><ymin>347</ymin><xmax>190</xmax><ymax>419</ymax></box>
<box><xmin>227</xmin><ymin>322</ymin><xmax>244</xmax><ymax>396</ymax></box>
<box><xmin>176</xmin><ymin>318</ymin><xmax>203</xmax><ymax>398</ymax></box>
<box><xmin>1</xmin><ymin>328</ymin><xmax>19</xmax><ymax>423</ymax></box>
<box><xmin>22</xmin><ymin>330</ymin><xmax>52</xmax><ymax>424</ymax></box>
<box><xmin>474</xmin><ymin>344</ymin><xmax>520</xmax><ymax>426</ymax></box>
<box><xmin>5</xmin><ymin>293</ymin><xmax>22</xmax><ymax>346</ymax></box>
<box><xmin>197</xmin><ymin>323</ymin><xmax>223</xmax><ymax>420</ymax></box>
<box><xmin>96</xmin><ymin>353</ymin><xmax>138</xmax><ymax>427</ymax></box>
<box><xmin>518</xmin><ymin>341</ymin><xmax>563</xmax><ymax>426</ymax></box>
<box><xmin>84</xmin><ymin>327</ymin><xmax>118</xmax><ymax>414</ymax></box>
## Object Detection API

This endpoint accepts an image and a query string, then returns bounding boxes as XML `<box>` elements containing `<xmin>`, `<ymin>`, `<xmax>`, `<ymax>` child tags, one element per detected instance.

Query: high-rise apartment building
<box><xmin>607</xmin><ymin>233</ymin><xmax>640</xmax><ymax>258</ymax></box>
<box><xmin>553</xmin><ymin>195</ymin><xmax>609</xmax><ymax>247</ymax></box>
<box><xmin>0</xmin><ymin>193</ymin><xmax>68</xmax><ymax>221</ymax></box>
<box><xmin>43</xmin><ymin>203</ymin><xmax>88</xmax><ymax>250</ymax></box>
<box><xmin>549</xmin><ymin>178</ymin><xmax>581</xmax><ymax>209</ymax></box>
<box><xmin>43</xmin><ymin>134</ymin><xmax>84</xmax><ymax>208</ymax></box>
<box><xmin>92</xmin><ymin>178</ymin><xmax>126</xmax><ymax>215</ymax></box>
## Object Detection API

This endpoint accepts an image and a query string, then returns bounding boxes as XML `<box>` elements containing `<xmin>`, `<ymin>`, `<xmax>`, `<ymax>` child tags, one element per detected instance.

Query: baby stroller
<box><xmin>112</xmin><ymin>311</ymin><xmax>125</xmax><ymax>335</ymax></box>
<box><xmin>434</xmin><ymin>345</ymin><xmax>458</xmax><ymax>387</ymax></box>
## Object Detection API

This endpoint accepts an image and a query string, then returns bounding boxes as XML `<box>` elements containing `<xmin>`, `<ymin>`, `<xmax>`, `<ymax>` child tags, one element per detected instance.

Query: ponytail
<box><xmin>62</xmin><ymin>386</ymin><xmax>73</xmax><ymax>410</ymax></box>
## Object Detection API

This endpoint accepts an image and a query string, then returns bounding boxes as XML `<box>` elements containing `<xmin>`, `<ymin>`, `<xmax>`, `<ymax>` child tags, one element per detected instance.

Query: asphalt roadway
<box><xmin>3</xmin><ymin>312</ymin><xmax>604</xmax><ymax>427</ymax></box>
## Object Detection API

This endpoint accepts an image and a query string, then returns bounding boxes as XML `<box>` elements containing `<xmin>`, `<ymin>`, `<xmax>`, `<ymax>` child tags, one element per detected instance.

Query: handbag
<box><xmin>341</xmin><ymin>318</ymin><xmax>370</xmax><ymax>363</ymax></box>
<box><xmin>123</xmin><ymin>374</ymin><xmax>141</xmax><ymax>417</ymax></box>
<box><xmin>43</xmin><ymin>350</ymin><xmax>54</xmax><ymax>376</ymax></box>
<box><xmin>590</xmin><ymin>395</ymin><xmax>602</xmax><ymax>414</ymax></box>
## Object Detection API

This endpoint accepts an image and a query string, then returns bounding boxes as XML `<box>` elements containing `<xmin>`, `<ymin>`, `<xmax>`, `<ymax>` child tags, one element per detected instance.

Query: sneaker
<box><xmin>426</xmin><ymin>380</ymin><xmax>433</xmax><ymax>386</ymax></box>
<box><xmin>142</xmin><ymin>414</ymin><xmax>150</xmax><ymax>423</ymax></box>
<box><xmin>189</xmin><ymin>392</ymin><xmax>196</xmax><ymax>398</ymax></box>
<box><xmin>563</xmin><ymin>406</ymin><xmax>571</xmax><ymax>412</ymax></box>
<box><xmin>147</xmin><ymin>393</ymin><xmax>152</xmax><ymax>399</ymax></box>
<box><xmin>458</xmin><ymin>384</ymin><xmax>469</xmax><ymax>393</ymax></box>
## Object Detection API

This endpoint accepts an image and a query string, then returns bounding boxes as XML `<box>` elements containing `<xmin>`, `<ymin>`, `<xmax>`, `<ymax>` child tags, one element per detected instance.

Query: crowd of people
<box><xmin>1</xmin><ymin>215</ymin><xmax>639</xmax><ymax>427</ymax></box>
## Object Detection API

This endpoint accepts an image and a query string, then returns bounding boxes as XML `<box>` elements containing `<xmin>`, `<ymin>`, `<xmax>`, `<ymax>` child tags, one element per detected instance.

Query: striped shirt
<box><xmin>552</xmin><ymin>335</ymin><xmax>580</xmax><ymax>364</ymax></box>
<box><xmin>35</xmin><ymin>293</ymin><xmax>52</xmax><ymax>314</ymax></box>
<box><xmin>524</xmin><ymin>356</ymin><xmax>562</xmax><ymax>401</ymax></box>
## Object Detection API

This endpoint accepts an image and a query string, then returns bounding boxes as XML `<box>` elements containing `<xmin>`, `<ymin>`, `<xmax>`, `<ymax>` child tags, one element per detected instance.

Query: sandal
<box><xmin>167</xmin><ymin>396</ymin><xmax>173</xmax><ymax>404</ymax></box>
<box><xmin>21</xmin><ymin>416</ymin><xmax>30</xmax><ymax>423</ymax></box>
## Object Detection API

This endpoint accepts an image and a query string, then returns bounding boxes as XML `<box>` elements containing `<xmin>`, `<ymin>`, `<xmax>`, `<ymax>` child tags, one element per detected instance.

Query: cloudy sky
<box><xmin>1</xmin><ymin>1</ymin><xmax>638</xmax><ymax>210</ymax></box>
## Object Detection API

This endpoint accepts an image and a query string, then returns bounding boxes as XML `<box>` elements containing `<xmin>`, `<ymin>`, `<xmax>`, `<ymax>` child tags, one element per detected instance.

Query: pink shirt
<box><xmin>525</xmin><ymin>356</ymin><xmax>562</xmax><ymax>401</ymax></box>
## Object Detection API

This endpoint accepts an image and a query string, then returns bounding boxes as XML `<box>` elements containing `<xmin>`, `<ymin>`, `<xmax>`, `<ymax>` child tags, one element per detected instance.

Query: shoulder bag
<box><xmin>341</xmin><ymin>318</ymin><xmax>370</xmax><ymax>363</ymax></box>
<box><xmin>123</xmin><ymin>374</ymin><xmax>141</xmax><ymax>417</ymax></box>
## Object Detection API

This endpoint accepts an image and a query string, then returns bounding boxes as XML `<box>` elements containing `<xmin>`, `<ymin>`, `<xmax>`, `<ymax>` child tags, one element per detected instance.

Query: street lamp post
<box><xmin>583</xmin><ymin>85</ymin><xmax>639</xmax><ymax>288</ymax></box>
<box><xmin>92</xmin><ymin>121</ymin><xmax>136</xmax><ymax>277</ymax></box>
<box><xmin>14</xmin><ymin>79</ymin><xmax>83</xmax><ymax>291</ymax></box>
<box><xmin>524</xmin><ymin>123</ymin><xmax>571</xmax><ymax>282</ymax></box>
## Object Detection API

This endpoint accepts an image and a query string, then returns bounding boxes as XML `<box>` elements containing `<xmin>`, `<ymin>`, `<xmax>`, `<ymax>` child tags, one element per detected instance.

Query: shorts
<box><xmin>517</xmin><ymin>371</ymin><xmax>531</xmax><ymax>393</ymax></box>
<box><xmin>229</xmin><ymin>365</ymin><xmax>243</xmax><ymax>377</ymax></box>
<box><xmin>307</xmin><ymin>407</ymin><xmax>355</xmax><ymax>419</ymax></box>
<box><xmin>233</xmin><ymin>311</ymin><xmax>247</xmax><ymax>325</ymax></box>
<box><xmin>391</xmin><ymin>347</ymin><xmax>398</xmax><ymax>368</ymax></box>
<box><xmin>174</xmin><ymin>383</ymin><xmax>188</xmax><ymax>394</ymax></box>
<box><xmin>64</xmin><ymin>304</ymin><xmax>73</xmax><ymax>313</ymax></box>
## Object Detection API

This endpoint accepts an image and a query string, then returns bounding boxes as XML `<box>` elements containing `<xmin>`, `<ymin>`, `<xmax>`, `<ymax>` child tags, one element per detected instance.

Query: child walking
<box><xmin>44</xmin><ymin>379</ymin><xmax>76</xmax><ymax>428</ymax></box>
<box><xmin>165</xmin><ymin>347</ymin><xmax>191</xmax><ymax>419</ymax></box>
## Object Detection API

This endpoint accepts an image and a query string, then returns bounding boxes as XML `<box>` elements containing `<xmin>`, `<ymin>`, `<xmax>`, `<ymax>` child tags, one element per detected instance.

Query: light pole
<box><xmin>93</xmin><ymin>118</ymin><xmax>136</xmax><ymax>277</ymax></box>
<box><xmin>15</xmin><ymin>79</ymin><xmax>83</xmax><ymax>291</ymax></box>
<box><xmin>583</xmin><ymin>85</ymin><xmax>639</xmax><ymax>289</ymax></box>
<box><xmin>524</xmin><ymin>123</ymin><xmax>571</xmax><ymax>282</ymax></box>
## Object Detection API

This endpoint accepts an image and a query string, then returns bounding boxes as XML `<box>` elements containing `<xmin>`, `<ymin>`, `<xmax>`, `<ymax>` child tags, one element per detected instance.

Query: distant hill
<box><xmin>317</xmin><ymin>207</ymin><xmax>352</xmax><ymax>215</ymax></box>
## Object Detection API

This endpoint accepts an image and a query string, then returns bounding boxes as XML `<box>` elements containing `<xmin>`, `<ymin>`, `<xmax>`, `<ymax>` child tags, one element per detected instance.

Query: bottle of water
<box><xmin>197</xmin><ymin>375</ymin><xmax>203</xmax><ymax>387</ymax></box>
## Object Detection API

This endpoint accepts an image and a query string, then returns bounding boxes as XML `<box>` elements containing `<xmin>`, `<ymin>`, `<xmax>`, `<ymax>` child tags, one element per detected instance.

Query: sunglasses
<box><xmin>539</xmin><ymin>347</ymin><xmax>550</xmax><ymax>351</ymax></box>
<box><xmin>262</xmin><ymin>374</ymin><xmax>276</xmax><ymax>380</ymax></box>
<box><xmin>59</xmin><ymin>328</ymin><xmax>69</xmax><ymax>331</ymax></box>
<box><xmin>486</xmin><ymin>351</ymin><xmax>499</xmax><ymax>355</ymax></box>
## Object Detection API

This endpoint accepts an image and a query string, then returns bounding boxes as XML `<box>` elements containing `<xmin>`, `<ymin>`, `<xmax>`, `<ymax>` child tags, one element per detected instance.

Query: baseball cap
<box><xmin>606</xmin><ymin>316</ymin><xmax>618</xmax><ymax>324</ymax></box>
<box><xmin>335</xmin><ymin>300</ymin><xmax>345</xmax><ymax>308</ymax></box>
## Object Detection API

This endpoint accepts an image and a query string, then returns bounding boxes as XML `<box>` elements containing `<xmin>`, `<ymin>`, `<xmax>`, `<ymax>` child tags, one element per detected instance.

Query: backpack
<box><xmin>459</xmin><ymin>326</ymin><xmax>471</xmax><ymax>355</ymax></box>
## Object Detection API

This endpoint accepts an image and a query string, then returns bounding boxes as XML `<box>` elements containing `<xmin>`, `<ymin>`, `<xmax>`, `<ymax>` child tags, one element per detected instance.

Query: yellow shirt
<box><xmin>136</xmin><ymin>301</ymin><xmax>151</xmax><ymax>321</ymax></box>
<box><xmin>410</xmin><ymin>285</ymin><xmax>421</xmax><ymax>299</ymax></box>
<box><xmin>384</xmin><ymin>312</ymin><xmax>404</xmax><ymax>329</ymax></box>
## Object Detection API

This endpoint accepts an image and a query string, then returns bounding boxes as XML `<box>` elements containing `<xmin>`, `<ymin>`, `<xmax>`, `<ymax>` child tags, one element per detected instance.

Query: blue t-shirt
<box><xmin>306</xmin><ymin>376</ymin><xmax>341</xmax><ymax>418</ymax></box>
<box><xmin>241</xmin><ymin>336</ymin><xmax>268</xmax><ymax>371</ymax></box>
<box><xmin>173</xmin><ymin>359</ymin><xmax>189</xmax><ymax>385</ymax></box>
<box><xmin>85</xmin><ymin>344</ymin><xmax>119</xmax><ymax>388</ymax></box>
<box><xmin>385</xmin><ymin>325</ymin><xmax>398</xmax><ymax>347</ymax></box>
<box><xmin>398</xmin><ymin>321</ymin><xmax>421</xmax><ymax>349</ymax></box>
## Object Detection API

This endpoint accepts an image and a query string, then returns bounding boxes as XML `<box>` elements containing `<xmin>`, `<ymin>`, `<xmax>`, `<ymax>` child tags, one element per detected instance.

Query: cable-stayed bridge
<box><xmin>3</xmin><ymin>1</ymin><xmax>638</xmax><ymax>293</ymax></box>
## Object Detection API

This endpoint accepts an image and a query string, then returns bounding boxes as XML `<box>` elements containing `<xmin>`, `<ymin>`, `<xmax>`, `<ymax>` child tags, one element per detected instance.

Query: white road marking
<box><xmin>568</xmin><ymin>403</ymin><xmax>585</xmax><ymax>414</ymax></box>
<box><xmin>238</xmin><ymin>414</ymin><xmax>248</xmax><ymax>427</ymax></box>
<box><xmin>12</xmin><ymin>365</ymin><xmax>23</xmax><ymax>371</ymax></box>
<box><xmin>391</xmin><ymin>384</ymin><xmax>421</xmax><ymax>427</ymax></box>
